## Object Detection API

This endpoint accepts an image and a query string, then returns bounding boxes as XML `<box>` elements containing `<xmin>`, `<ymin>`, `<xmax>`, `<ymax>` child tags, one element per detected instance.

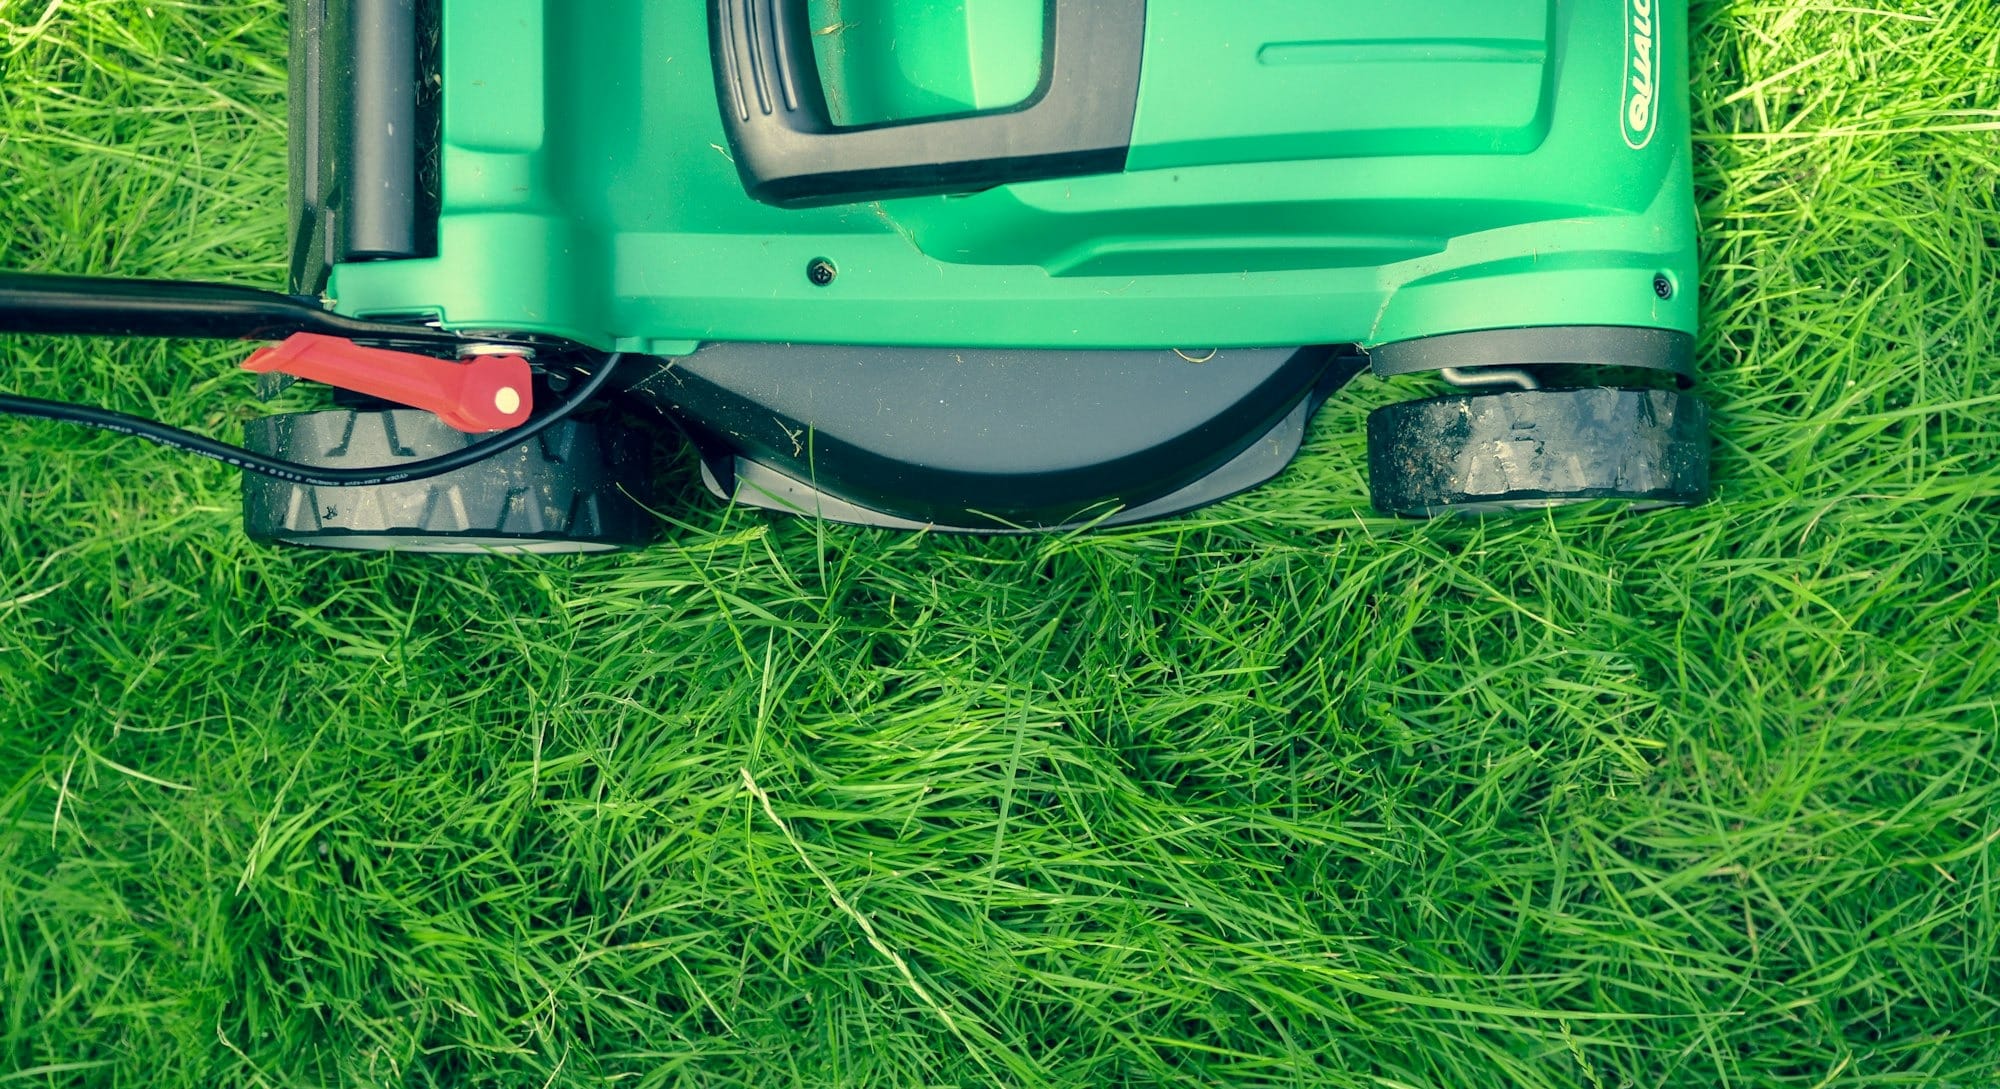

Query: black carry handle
<box><xmin>0</xmin><ymin>272</ymin><xmax>508</xmax><ymax>352</ymax></box>
<box><xmin>708</xmin><ymin>0</ymin><xmax>1145</xmax><ymax>208</ymax></box>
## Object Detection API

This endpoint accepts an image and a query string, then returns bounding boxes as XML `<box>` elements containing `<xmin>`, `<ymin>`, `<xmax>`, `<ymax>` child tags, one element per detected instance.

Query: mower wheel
<box><xmin>1366</xmin><ymin>387</ymin><xmax>1708</xmax><ymax>517</ymax></box>
<box><xmin>242</xmin><ymin>409</ymin><xmax>658</xmax><ymax>553</ymax></box>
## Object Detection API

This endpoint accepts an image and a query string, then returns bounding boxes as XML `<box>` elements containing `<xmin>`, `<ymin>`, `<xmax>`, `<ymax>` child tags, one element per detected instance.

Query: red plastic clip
<box><xmin>243</xmin><ymin>333</ymin><xmax>533</xmax><ymax>433</ymax></box>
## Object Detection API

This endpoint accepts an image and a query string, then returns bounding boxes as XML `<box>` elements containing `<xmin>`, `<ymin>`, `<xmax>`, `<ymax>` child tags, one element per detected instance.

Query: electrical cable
<box><xmin>0</xmin><ymin>353</ymin><xmax>625</xmax><ymax>488</ymax></box>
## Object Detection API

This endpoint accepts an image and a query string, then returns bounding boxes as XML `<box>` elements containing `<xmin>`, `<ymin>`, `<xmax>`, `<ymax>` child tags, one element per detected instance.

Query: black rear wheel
<box><xmin>1366</xmin><ymin>387</ymin><xmax>1709</xmax><ymax>517</ymax></box>
<box><xmin>242</xmin><ymin>409</ymin><xmax>659</xmax><ymax>553</ymax></box>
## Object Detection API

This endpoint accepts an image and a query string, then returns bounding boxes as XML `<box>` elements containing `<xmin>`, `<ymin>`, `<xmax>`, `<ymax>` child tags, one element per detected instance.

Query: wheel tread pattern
<box><xmin>242</xmin><ymin>409</ymin><xmax>657</xmax><ymax>552</ymax></box>
<box><xmin>1366</xmin><ymin>387</ymin><xmax>1709</xmax><ymax>517</ymax></box>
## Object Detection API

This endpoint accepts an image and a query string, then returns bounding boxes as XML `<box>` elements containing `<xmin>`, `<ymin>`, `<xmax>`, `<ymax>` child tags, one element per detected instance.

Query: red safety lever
<box><xmin>243</xmin><ymin>333</ymin><xmax>533</xmax><ymax>433</ymax></box>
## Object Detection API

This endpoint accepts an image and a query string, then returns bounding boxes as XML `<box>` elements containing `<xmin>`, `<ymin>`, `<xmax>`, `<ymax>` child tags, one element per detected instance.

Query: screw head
<box><xmin>1653</xmin><ymin>275</ymin><xmax>1674</xmax><ymax>300</ymax></box>
<box><xmin>807</xmin><ymin>258</ymin><xmax>837</xmax><ymax>287</ymax></box>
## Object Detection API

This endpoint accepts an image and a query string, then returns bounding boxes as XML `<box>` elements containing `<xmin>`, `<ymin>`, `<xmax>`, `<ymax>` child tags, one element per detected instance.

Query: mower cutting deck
<box><xmin>0</xmin><ymin>0</ymin><xmax>1708</xmax><ymax>551</ymax></box>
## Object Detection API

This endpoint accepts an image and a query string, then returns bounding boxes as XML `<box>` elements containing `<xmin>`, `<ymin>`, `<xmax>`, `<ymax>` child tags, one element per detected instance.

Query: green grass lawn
<box><xmin>3</xmin><ymin>3</ymin><xmax>1999</xmax><ymax>1086</ymax></box>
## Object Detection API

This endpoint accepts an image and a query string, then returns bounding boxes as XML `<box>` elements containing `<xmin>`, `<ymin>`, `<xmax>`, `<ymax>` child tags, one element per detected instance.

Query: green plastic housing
<box><xmin>326</xmin><ymin>0</ymin><xmax>1696</xmax><ymax>356</ymax></box>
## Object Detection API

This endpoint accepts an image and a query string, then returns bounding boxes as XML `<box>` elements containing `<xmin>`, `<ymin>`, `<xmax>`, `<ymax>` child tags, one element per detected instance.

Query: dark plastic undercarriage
<box><xmin>623</xmin><ymin>343</ymin><xmax>1369</xmax><ymax>532</ymax></box>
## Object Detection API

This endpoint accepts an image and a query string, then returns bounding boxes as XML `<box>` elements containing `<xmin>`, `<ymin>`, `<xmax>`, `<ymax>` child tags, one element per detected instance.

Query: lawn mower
<box><xmin>0</xmin><ymin>0</ymin><xmax>1708</xmax><ymax>552</ymax></box>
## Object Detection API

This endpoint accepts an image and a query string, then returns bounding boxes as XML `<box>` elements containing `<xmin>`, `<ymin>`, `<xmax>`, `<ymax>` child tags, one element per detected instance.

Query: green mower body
<box><xmin>320</xmin><ymin>1</ymin><xmax>1697</xmax><ymax>356</ymax></box>
<box><xmin>1</xmin><ymin>0</ymin><xmax>1710</xmax><ymax>549</ymax></box>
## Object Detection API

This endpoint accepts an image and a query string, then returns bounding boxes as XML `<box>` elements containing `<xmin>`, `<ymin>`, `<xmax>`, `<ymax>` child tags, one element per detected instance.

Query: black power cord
<box><xmin>0</xmin><ymin>353</ymin><xmax>625</xmax><ymax>488</ymax></box>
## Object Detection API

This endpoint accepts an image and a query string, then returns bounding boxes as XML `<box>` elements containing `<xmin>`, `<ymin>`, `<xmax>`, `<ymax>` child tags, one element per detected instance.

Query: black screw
<box><xmin>1653</xmin><ymin>275</ymin><xmax>1674</xmax><ymax>300</ymax></box>
<box><xmin>807</xmin><ymin>258</ymin><xmax>837</xmax><ymax>287</ymax></box>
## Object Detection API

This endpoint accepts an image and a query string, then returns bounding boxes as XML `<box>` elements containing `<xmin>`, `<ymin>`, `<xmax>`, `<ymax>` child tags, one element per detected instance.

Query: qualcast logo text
<box><xmin>1622</xmin><ymin>0</ymin><xmax>1660</xmax><ymax>149</ymax></box>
